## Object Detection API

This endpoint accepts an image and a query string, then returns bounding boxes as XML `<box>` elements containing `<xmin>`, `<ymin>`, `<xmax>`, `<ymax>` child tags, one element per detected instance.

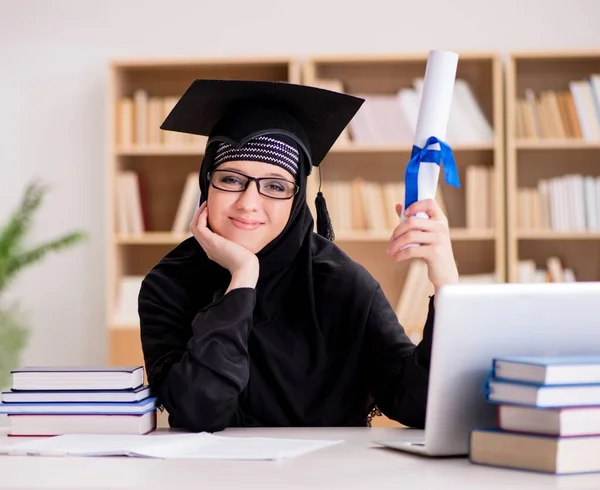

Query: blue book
<box><xmin>0</xmin><ymin>397</ymin><xmax>157</xmax><ymax>415</ymax></box>
<box><xmin>10</xmin><ymin>366</ymin><xmax>144</xmax><ymax>391</ymax></box>
<box><xmin>493</xmin><ymin>355</ymin><xmax>600</xmax><ymax>386</ymax></box>
<box><xmin>487</xmin><ymin>378</ymin><xmax>600</xmax><ymax>407</ymax></box>
<box><xmin>1</xmin><ymin>385</ymin><xmax>151</xmax><ymax>404</ymax></box>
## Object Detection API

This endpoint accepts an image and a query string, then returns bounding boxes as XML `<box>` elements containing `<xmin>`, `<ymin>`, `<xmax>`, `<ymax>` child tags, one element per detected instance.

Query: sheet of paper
<box><xmin>0</xmin><ymin>433</ymin><xmax>343</xmax><ymax>461</ymax></box>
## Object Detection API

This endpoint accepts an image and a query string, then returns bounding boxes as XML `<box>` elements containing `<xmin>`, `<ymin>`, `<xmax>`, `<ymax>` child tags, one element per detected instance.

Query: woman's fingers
<box><xmin>390</xmin><ymin>215</ymin><xmax>441</xmax><ymax>243</ymax></box>
<box><xmin>389</xmin><ymin>242</ymin><xmax>427</xmax><ymax>263</ymax></box>
<box><xmin>405</xmin><ymin>198</ymin><xmax>447</xmax><ymax>221</ymax></box>
<box><xmin>387</xmin><ymin>230</ymin><xmax>435</xmax><ymax>256</ymax></box>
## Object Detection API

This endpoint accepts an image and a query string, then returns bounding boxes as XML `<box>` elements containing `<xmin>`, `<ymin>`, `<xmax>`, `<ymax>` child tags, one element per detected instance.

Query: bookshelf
<box><xmin>303</xmin><ymin>52</ymin><xmax>505</xmax><ymax>328</ymax></box>
<box><xmin>302</xmin><ymin>53</ymin><xmax>504</xmax><ymax>427</ymax></box>
<box><xmin>106</xmin><ymin>57</ymin><xmax>302</xmax><ymax>369</ymax></box>
<box><xmin>506</xmin><ymin>51</ymin><xmax>600</xmax><ymax>283</ymax></box>
<box><xmin>106</xmin><ymin>53</ymin><xmax>505</xmax><ymax>429</ymax></box>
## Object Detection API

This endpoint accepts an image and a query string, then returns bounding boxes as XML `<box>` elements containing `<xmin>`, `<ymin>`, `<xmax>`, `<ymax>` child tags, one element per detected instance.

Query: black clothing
<box><xmin>139</xmin><ymin>78</ymin><xmax>434</xmax><ymax>433</ymax></box>
<box><xmin>139</xmin><ymin>233</ymin><xmax>434</xmax><ymax>432</ymax></box>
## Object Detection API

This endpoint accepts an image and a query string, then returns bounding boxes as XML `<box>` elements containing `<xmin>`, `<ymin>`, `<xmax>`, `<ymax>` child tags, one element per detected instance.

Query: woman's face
<box><xmin>206</xmin><ymin>160</ymin><xmax>296</xmax><ymax>254</ymax></box>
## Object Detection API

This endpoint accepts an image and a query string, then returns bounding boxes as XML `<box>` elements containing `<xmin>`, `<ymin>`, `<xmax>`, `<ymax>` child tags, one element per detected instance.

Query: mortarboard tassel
<box><xmin>315</xmin><ymin>191</ymin><xmax>335</xmax><ymax>241</ymax></box>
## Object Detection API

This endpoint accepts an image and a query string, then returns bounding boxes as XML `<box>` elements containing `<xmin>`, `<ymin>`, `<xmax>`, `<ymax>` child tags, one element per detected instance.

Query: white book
<box><xmin>597</xmin><ymin>177</ymin><xmax>600</xmax><ymax>232</ymax></box>
<box><xmin>396</xmin><ymin>88</ymin><xmax>420</xmax><ymax>136</ymax></box>
<box><xmin>133</xmin><ymin>89</ymin><xmax>148</xmax><ymax>146</ymax></box>
<box><xmin>488</xmin><ymin>379</ymin><xmax>600</xmax><ymax>407</ymax></box>
<box><xmin>115</xmin><ymin>173</ymin><xmax>130</xmax><ymax>234</ymax></box>
<box><xmin>569</xmin><ymin>80</ymin><xmax>600</xmax><ymax>141</ymax></box>
<box><xmin>6</xmin><ymin>411</ymin><xmax>156</xmax><ymax>437</ymax></box>
<box><xmin>499</xmin><ymin>405</ymin><xmax>600</xmax><ymax>437</ymax></box>
<box><xmin>453</xmin><ymin>79</ymin><xmax>494</xmax><ymax>144</ymax></box>
<box><xmin>1</xmin><ymin>385</ymin><xmax>151</xmax><ymax>404</ymax></box>
<box><xmin>172</xmin><ymin>172</ymin><xmax>200</xmax><ymax>233</ymax></box>
<box><xmin>10</xmin><ymin>366</ymin><xmax>144</xmax><ymax>391</ymax></box>
<box><xmin>113</xmin><ymin>275</ymin><xmax>145</xmax><ymax>325</ymax></box>
<box><xmin>585</xmin><ymin>176</ymin><xmax>598</xmax><ymax>231</ymax></box>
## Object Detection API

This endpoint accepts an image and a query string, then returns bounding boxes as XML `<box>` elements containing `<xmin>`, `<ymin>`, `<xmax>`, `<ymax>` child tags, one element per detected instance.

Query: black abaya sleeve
<box><xmin>138</xmin><ymin>278</ymin><xmax>255</xmax><ymax>433</ymax></box>
<box><xmin>364</xmin><ymin>285</ymin><xmax>435</xmax><ymax>429</ymax></box>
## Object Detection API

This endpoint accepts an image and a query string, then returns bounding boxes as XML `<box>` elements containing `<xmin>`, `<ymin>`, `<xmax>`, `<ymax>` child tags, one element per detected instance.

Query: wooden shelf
<box><xmin>110</xmin><ymin>322</ymin><xmax>139</xmax><ymax>330</ymax></box>
<box><xmin>115</xmin><ymin>142</ymin><xmax>495</xmax><ymax>157</ymax></box>
<box><xmin>107</xmin><ymin>57</ymin><xmax>302</xmax><ymax>369</ymax></box>
<box><xmin>115</xmin><ymin>228</ymin><xmax>496</xmax><ymax>246</ymax></box>
<box><xmin>304</xmin><ymin>52</ymin><xmax>505</xmax><ymax>292</ymax></box>
<box><xmin>115</xmin><ymin>232</ymin><xmax>190</xmax><ymax>245</ymax></box>
<box><xmin>107</xmin><ymin>54</ymin><xmax>505</xmax><ymax>431</ymax></box>
<box><xmin>330</xmin><ymin>143</ymin><xmax>495</xmax><ymax>153</ymax></box>
<box><xmin>515</xmin><ymin>139</ymin><xmax>600</xmax><ymax>150</ymax></box>
<box><xmin>506</xmin><ymin>51</ymin><xmax>600</xmax><ymax>282</ymax></box>
<box><xmin>116</xmin><ymin>145</ymin><xmax>205</xmax><ymax>156</ymax></box>
<box><xmin>336</xmin><ymin>229</ymin><xmax>496</xmax><ymax>242</ymax></box>
<box><xmin>517</xmin><ymin>231</ymin><xmax>600</xmax><ymax>240</ymax></box>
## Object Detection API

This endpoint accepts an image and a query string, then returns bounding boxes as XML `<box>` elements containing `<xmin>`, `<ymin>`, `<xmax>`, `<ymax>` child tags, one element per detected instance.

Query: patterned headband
<box><xmin>213</xmin><ymin>135</ymin><xmax>300</xmax><ymax>177</ymax></box>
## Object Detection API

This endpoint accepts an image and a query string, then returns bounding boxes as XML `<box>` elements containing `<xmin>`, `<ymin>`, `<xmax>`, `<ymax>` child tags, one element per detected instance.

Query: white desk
<box><xmin>1</xmin><ymin>426</ymin><xmax>599</xmax><ymax>489</ymax></box>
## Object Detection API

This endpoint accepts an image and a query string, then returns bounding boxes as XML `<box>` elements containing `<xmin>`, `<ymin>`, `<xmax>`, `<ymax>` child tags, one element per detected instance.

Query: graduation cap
<box><xmin>160</xmin><ymin>79</ymin><xmax>365</xmax><ymax>172</ymax></box>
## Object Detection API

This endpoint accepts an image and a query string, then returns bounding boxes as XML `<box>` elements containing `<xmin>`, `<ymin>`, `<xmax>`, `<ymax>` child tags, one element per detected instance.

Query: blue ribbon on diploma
<box><xmin>404</xmin><ymin>136</ymin><xmax>461</xmax><ymax>210</ymax></box>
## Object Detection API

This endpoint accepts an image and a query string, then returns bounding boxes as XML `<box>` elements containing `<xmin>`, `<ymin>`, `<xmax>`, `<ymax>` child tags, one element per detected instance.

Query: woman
<box><xmin>139</xmin><ymin>79</ymin><xmax>459</xmax><ymax>432</ymax></box>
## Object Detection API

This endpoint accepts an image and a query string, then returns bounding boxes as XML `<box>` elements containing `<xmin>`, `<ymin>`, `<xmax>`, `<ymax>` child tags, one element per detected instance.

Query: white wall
<box><xmin>0</xmin><ymin>0</ymin><xmax>599</xmax><ymax>368</ymax></box>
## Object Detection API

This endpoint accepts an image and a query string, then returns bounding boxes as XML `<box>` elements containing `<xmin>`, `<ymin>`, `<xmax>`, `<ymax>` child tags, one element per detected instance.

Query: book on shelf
<box><xmin>116</xmin><ymin>171</ymin><xmax>146</xmax><ymax>235</ymax></box>
<box><xmin>115</xmin><ymin>170</ymin><xmax>200</xmax><ymax>236</ymax></box>
<box><xmin>515</xmin><ymin>75</ymin><xmax>600</xmax><ymax>141</ymax></box>
<box><xmin>309</xmin><ymin>77</ymin><xmax>493</xmax><ymax>145</ymax></box>
<box><xmin>113</xmin><ymin>275</ymin><xmax>145</xmax><ymax>325</ymax></box>
<box><xmin>517</xmin><ymin>174</ymin><xmax>600</xmax><ymax>233</ymax></box>
<box><xmin>470</xmin><ymin>355</ymin><xmax>600</xmax><ymax>474</ymax></box>
<box><xmin>172</xmin><ymin>172</ymin><xmax>201</xmax><ymax>233</ymax></box>
<box><xmin>117</xmin><ymin>90</ymin><xmax>208</xmax><ymax>147</ymax></box>
<box><xmin>517</xmin><ymin>257</ymin><xmax>577</xmax><ymax>283</ymax></box>
<box><xmin>309</xmin><ymin>178</ymin><xmax>448</xmax><ymax>235</ymax></box>
<box><xmin>466</xmin><ymin>165</ymin><xmax>495</xmax><ymax>229</ymax></box>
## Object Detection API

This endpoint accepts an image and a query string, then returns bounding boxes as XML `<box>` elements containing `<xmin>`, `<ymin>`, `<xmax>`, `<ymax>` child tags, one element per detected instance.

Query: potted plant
<box><xmin>0</xmin><ymin>180</ymin><xmax>87</xmax><ymax>390</ymax></box>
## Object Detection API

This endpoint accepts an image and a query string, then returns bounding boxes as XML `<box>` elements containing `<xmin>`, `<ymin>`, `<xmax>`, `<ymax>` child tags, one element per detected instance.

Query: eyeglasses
<box><xmin>207</xmin><ymin>169</ymin><xmax>299</xmax><ymax>200</ymax></box>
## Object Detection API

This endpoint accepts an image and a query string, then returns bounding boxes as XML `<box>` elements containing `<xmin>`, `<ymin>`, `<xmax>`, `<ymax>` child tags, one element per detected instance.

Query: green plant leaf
<box><xmin>0</xmin><ymin>180</ymin><xmax>47</xmax><ymax>260</ymax></box>
<box><xmin>0</xmin><ymin>179</ymin><xmax>87</xmax><ymax>295</ymax></box>
<box><xmin>0</xmin><ymin>301</ymin><xmax>30</xmax><ymax>390</ymax></box>
<box><xmin>0</xmin><ymin>232</ymin><xmax>87</xmax><ymax>293</ymax></box>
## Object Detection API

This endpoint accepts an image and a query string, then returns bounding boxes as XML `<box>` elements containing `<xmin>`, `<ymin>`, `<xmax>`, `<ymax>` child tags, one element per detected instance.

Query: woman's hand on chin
<box><xmin>191</xmin><ymin>203</ymin><xmax>259</xmax><ymax>290</ymax></box>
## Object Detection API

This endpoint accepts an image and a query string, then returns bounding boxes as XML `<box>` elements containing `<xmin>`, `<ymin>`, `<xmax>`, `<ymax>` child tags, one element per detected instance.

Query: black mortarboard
<box><xmin>160</xmin><ymin>79</ymin><xmax>364</xmax><ymax>173</ymax></box>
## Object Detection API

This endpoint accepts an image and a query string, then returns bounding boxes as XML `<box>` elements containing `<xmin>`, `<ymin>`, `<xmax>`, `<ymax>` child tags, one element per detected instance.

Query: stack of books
<box><xmin>0</xmin><ymin>366</ymin><xmax>157</xmax><ymax>436</ymax></box>
<box><xmin>470</xmin><ymin>355</ymin><xmax>600</xmax><ymax>474</ymax></box>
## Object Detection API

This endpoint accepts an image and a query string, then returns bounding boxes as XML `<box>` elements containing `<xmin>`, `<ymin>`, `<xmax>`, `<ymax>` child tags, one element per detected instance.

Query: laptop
<box><xmin>376</xmin><ymin>281</ymin><xmax>600</xmax><ymax>457</ymax></box>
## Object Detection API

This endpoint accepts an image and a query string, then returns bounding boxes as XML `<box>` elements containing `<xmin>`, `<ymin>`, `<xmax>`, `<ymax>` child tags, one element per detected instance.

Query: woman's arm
<box><xmin>363</xmin><ymin>285</ymin><xmax>434</xmax><ymax>429</ymax></box>
<box><xmin>139</xmin><ymin>272</ymin><xmax>255</xmax><ymax>433</ymax></box>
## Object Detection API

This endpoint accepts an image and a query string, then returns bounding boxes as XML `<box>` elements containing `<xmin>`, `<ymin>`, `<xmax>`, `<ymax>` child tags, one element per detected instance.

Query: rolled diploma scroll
<box><xmin>403</xmin><ymin>50</ymin><xmax>458</xmax><ymax>226</ymax></box>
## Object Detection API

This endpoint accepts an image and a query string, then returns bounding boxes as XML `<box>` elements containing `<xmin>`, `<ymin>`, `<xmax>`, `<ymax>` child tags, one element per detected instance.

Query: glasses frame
<box><xmin>207</xmin><ymin>168</ymin><xmax>299</xmax><ymax>200</ymax></box>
